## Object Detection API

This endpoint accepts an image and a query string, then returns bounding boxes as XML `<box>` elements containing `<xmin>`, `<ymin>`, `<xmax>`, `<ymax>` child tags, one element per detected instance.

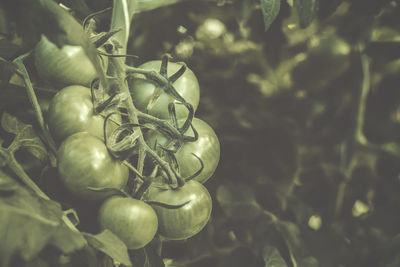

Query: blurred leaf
<box><xmin>130</xmin><ymin>245</ymin><xmax>165</xmax><ymax>267</ymax></box>
<box><xmin>240</xmin><ymin>0</ymin><xmax>256</xmax><ymax>24</ymax></box>
<box><xmin>299</xmin><ymin>256</ymin><xmax>319</xmax><ymax>267</ymax></box>
<box><xmin>364</xmin><ymin>41</ymin><xmax>400</xmax><ymax>62</ymax></box>
<box><xmin>216</xmin><ymin>183</ymin><xmax>262</xmax><ymax>222</ymax></box>
<box><xmin>1</xmin><ymin>112</ymin><xmax>48</xmax><ymax>163</ymax></box>
<box><xmin>318</xmin><ymin>0</ymin><xmax>343</xmax><ymax>18</ymax></box>
<box><xmin>0</xmin><ymin>172</ymin><xmax>85</xmax><ymax>266</ymax></box>
<box><xmin>83</xmin><ymin>230</ymin><xmax>132</xmax><ymax>267</ymax></box>
<box><xmin>136</xmin><ymin>0</ymin><xmax>191</xmax><ymax>13</ymax></box>
<box><xmin>277</xmin><ymin>221</ymin><xmax>301</xmax><ymax>250</ymax></box>
<box><xmin>0</xmin><ymin>39</ymin><xmax>20</xmax><ymax>60</ymax></box>
<box><xmin>260</xmin><ymin>0</ymin><xmax>281</xmax><ymax>31</ymax></box>
<box><xmin>219</xmin><ymin>247</ymin><xmax>260</xmax><ymax>267</ymax></box>
<box><xmin>294</xmin><ymin>0</ymin><xmax>318</xmax><ymax>28</ymax></box>
<box><xmin>0</xmin><ymin>169</ymin><xmax>18</xmax><ymax>193</ymax></box>
<box><xmin>0</xmin><ymin>57</ymin><xmax>14</xmax><ymax>82</ymax></box>
<box><xmin>262</xmin><ymin>246</ymin><xmax>287</xmax><ymax>267</ymax></box>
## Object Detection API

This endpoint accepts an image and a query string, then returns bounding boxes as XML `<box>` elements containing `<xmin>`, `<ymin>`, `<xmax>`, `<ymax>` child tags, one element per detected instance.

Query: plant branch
<box><xmin>13</xmin><ymin>53</ymin><xmax>57</xmax><ymax>155</ymax></box>
<box><xmin>335</xmin><ymin>45</ymin><xmax>371</xmax><ymax>218</ymax></box>
<box><xmin>110</xmin><ymin>0</ymin><xmax>136</xmax><ymax>55</ymax></box>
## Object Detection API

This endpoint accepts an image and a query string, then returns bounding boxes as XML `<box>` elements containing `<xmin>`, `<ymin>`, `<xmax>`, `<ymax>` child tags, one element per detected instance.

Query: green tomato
<box><xmin>57</xmin><ymin>132</ymin><xmax>128</xmax><ymax>201</ymax></box>
<box><xmin>34</xmin><ymin>35</ymin><xmax>107</xmax><ymax>87</ymax></box>
<box><xmin>146</xmin><ymin>118</ymin><xmax>220</xmax><ymax>183</ymax></box>
<box><xmin>144</xmin><ymin>180</ymin><xmax>212</xmax><ymax>240</ymax></box>
<box><xmin>129</xmin><ymin>60</ymin><xmax>200</xmax><ymax>119</ymax></box>
<box><xmin>98</xmin><ymin>196</ymin><xmax>158</xmax><ymax>249</ymax></box>
<box><xmin>47</xmin><ymin>85</ymin><xmax>119</xmax><ymax>144</ymax></box>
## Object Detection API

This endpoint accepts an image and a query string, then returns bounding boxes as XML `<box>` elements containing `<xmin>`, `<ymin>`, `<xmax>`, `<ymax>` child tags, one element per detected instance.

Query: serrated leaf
<box><xmin>260</xmin><ymin>0</ymin><xmax>281</xmax><ymax>31</ymax></box>
<box><xmin>294</xmin><ymin>0</ymin><xmax>318</xmax><ymax>28</ymax></box>
<box><xmin>83</xmin><ymin>230</ymin><xmax>132</xmax><ymax>267</ymax></box>
<box><xmin>0</xmin><ymin>175</ymin><xmax>85</xmax><ymax>266</ymax></box>
<box><xmin>262</xmin><ymin>246</ymin><xmax>288</xmax><ymax>267</ymax></box>
<box><xmin>1</xmin><ymin>112</ymin><xmax>48</xmax><ymax>163</ymax></box>
<box><xmin>216</xmin><ymin>183</ymin><xmax>262</xmax><ymax>222</ymax></box>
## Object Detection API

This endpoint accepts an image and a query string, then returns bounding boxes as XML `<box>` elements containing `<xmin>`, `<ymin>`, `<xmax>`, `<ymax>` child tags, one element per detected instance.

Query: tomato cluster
<box><xmin>39</xmin><ymin>42</ymin><xmax>220</xmax><ymax>250</ymax></box>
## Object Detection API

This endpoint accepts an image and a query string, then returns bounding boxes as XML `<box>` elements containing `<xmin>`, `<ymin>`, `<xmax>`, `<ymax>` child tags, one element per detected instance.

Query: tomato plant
<box><xmin>57</xmin><ymin>132</ymin><xmax>129</xmax><ymax>201</ymax></box>
<box><xmin>34</xmin><ymin>35</ymin><xmax>107</xmax><ymax>87</ymax></box>
<box><xmin>47</xmin><ymin>85</ymin><xmax>119</xmax><ymax>144</ymax></box>
<box><xmin>146</xmin><ymin>118</ymin><xmax>220</xmax><ymax>183</ymax></box>
<box><xmin>144</xmin><ymin>180</ymin><xmax>212</xmax><ymax>240</ymax></box>
<box><xmin>129</xmin><ymin>60</ymin><xmax>200</xmax><ymax>120</ymax></box>
<box><xmin>98</xmin><ymin>196</ymin><xmax>158</xmax><ymax>249</ymax></box>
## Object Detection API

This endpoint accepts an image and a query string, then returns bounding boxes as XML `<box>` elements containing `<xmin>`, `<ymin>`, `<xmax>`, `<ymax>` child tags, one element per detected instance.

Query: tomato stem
<box><xmin>13</xmin><ymin>53</ymin><xmax>57</xmax><ymax>155</ymax></box>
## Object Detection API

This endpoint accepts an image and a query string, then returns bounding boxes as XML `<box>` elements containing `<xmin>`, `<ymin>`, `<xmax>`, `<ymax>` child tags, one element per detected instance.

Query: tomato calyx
<box><xmin>89</xmin><ymin>79</ymin><xmax>119</xmax><ymax>115</ymax></box>
<box><xmin>103</xmin><ymin>112</ymin><xmax>139</xmax><ymax>159</ymax></box>
<box><xmin>126</xmin><ymin>55</ymin><xmax>195</xmax><ymax>116</ymax></box>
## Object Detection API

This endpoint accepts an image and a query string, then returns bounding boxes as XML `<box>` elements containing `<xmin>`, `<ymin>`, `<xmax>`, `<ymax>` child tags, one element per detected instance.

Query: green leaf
<box><xmin>0</xmin><ymin>173</ymin><xmax>85</xmax><ymax>266</ymax></box>
<box><xmin>83</xmin><ymin>230</ymin><xmax>132</xmax><ymax>267</ymax></box>
<box><xmin>294</xmin><ymin>0</ymin><xmax>318</xmax><ymax>28</ymax></box>
<box><xmin>1</xmin><ymin>112</ymin><xmax>48</xmax><ymax>163</ymax></box>
<box><xmin>260</xmin><ymin>0</ymin><xmax>281</xmax><ymax>31</ymax></box>
<box><xmin>216</xmin><ymin>183</ymin><xmax>262</xmax><ymax>222</ymax></box>
<box><xmin>262</xmin><ymin>246</ymin><xmax>288</xmax><ymax>267</ymax></box>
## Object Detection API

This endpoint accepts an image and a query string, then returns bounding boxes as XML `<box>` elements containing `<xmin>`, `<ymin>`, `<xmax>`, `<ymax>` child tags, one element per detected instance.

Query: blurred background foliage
<box><xmin>1</xmin><ymin>0</ymin><xmax>400</xmax><ymax>266</ymax></box>
<box><xmin>122</xmin><ymin>0</ymin><xmax>400</xmax><ymax>266</ymax></box>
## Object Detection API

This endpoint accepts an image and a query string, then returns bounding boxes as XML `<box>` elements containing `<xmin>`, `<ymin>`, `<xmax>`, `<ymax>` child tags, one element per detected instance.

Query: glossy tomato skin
<box><xmin>144</xmin><ymin>180</ymin><xmax>212</xmax><ymax>240</ymax></box>
<box><xmin>146</xmin><ymin>118</ymin><xmax>220</xmax><ymax>183</ymax></box>
<box><xmin>34</xmin><ymin>35</ymin><xmax>106</xmax><ymax>87</ymax></box>
<box><xmin>129</xmin><ymin>60</ymin><xmax>200</xmax><ymax>120</ymax></box>
<box><xmin>57</xmin><ymin>132</ymin><xmax>129</xmax><ymax>201</ymax></box>
<box><xmin>47</xmin><ymin>85</ymin><xmax>119</xmax><ymax>145</ymax></box>
<box><xmin>98</xmin><ymin>196</ymin><xmax>158</xmax><ymax>249</ymax></box>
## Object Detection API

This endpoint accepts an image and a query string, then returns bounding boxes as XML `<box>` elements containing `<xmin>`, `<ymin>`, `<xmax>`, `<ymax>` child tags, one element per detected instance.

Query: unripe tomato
<box><xmin>146</xmin><ymin>118</ymin><xmax>220</xmax><ymax>183</ymax></box>
<box><xmin>144</xmin><ymin>180</ymin><xmax>212</xmax><ymax>240</ymax></box>
<box><xmin>47</xmin><ymin>85</ymin><xmax>119</xmax><ymax>144</ymax></box>
<box><xmin>128</xmin><ymin>60</ymin><xmax>200</xmax><ymax>120</ymax></box>
<box><xmin>57</xmin><ymin>132</ymin><xmax>129</xmax><ymax>201</ymax></box>
<box><xmin>34</xmin><ymin>35</ymin><xmax>107</xmax><ymax>87</ymax></box>
<box><xmin>98</xmin><ymin>196</ymin><xmax>158</xmax><ymax>249</ymax></box>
